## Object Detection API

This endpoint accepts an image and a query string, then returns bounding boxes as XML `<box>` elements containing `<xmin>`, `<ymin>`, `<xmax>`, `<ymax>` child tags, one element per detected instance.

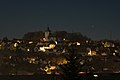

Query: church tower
<box><xmin>45</xmin><ymin>27</ymin><xmax>51</xmax><ymax>41</ymax></box>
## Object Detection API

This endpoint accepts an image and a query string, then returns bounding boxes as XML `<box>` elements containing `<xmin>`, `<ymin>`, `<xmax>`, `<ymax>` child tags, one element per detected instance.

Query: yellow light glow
<box><xmin>9</xmin><ymin>56</ymin><xmax>12</xmax><ymax>59</ymax></box>
<box><xmin>29</xmin><ymin>58</ymin><xmax>35</xmax><ymax>64</ymax></box>
<box><xmin>14</xmin><ymin>43</ymin><xmax>18</xmax><ymax>47</ymax></box>
<box><xmin>88</xmin><ymin>49</ymin><xmax>96</xmax><ymax>56</ymax></box>
<box><xmin>43</xmin><ymin>38</ymin><xmax>47</xmax><ymax>41</ymax></box>
<box><xmin>113</xmin><ymin>53</ymin><xmax>116</xmax><ymax>56</ymax></box>
<box><xmin>17</xmin><ymin>40</ymin><xmax>21</xmax><ymax>43</ymax></box>
<box><xmin>104</xmin><ymin>42</ymin><xmax>115</xmax><ymax>48</ymax></box>
<box><xmin>58</xmin><ymin>59</ymin><xmax>67</xmax><ymax>65</ymax></box>
<box><xmin>88</xmin><ymin>49</ymin><xmax>91</xmax><ymax>55</ymax></box>
<box><xmin>101</xmin><ymin>53</ymin><xmax>107</xmax><ymax>56</ymax></box>
<box><xmin>50</xmin><ymin>66</ymin><xmax>56</xmax><ymax>70</ymax></box>
<box><xmin>77</xmin><ymin>42</ymin><xmax>80</xmax><ymax>45</ymax></box>
<box><xmin>29</xmin><ymin>41</ymin><xmax>33</xmax><ymax>44</ymax></box>
<box><xmin>0</xmin><ymin>44</ymin><xmax>2</xmax><ymax>49</ymax></box>
<box><xmin>79</xmin><ymin>72</ymin><xmax>88</xmax><ymax>74</ymax></box>
<box><xmin>54</xmin><ymin>41</ymin><xmax>57</xmax><ymax>44</ymax></box>
<box><xmin>44</xmin><ymin>66</ymin><xmax>49</xmax><ymax>72</ymax></box>
<box><xmin>39</xmin><ymin>47</ymin><xmax>46</xmax><ymax>52</ymax></box>
<box><xmin>27</xmin><ymin>49</ymin><xmax>30</xmax><ymax>52</ymax></box>
<box><xmin>63</xmin><ymin>38</ymin><xmax>66</xmax><ymax>41</ymax></box>
<box><xmin>115</xmin><ymin>50</ymin><xmax>118</xmax><ymax>53</ymax></box>
<box><xmin>49</xmin><ymin>44</ymin><xmax>55</xmax><ymax>49</ymax></box>
<box><xmin>86</xmin><ymin>40</ymin><xmax>89</xmax><ymax>43</ymax></box>
<box><xmin>38</xmin><ymin>44</ymin><xmax>55</xmax><ymax>52</ymax></box>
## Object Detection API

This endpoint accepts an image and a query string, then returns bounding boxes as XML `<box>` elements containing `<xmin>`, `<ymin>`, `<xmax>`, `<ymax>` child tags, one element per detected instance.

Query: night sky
<box><xmin>0</xmin><ymin>0</ymin><xmax>120</xmax><ymax>40</ymax></box>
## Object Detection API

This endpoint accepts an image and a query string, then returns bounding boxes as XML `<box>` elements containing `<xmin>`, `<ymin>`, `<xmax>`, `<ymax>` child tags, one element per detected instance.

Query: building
<box><xmin>44</xmin><ymin>27</ymin><xmax>51</xmax><ymax>41</ymax></box>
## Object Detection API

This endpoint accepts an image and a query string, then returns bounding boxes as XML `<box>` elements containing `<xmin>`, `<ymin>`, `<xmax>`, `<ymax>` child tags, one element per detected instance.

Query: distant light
<box><xmin>115</xmin><ymin>50</ymin><xmax>118</xmax><ymax>53</ymax></box>
<box><xmin>29</xmin><ymin>41</ymin><xmax>33</xmax><ymax>44</ymax></box>
<box><xmin>55</xmin><ymin>41</ymin><xmax>57</xmax><ymax>44</ymax></box>
<box><xmin>31</xmin><ymin>58</ymin><xmax>35</xmax><ymax>61</ymax></box>
<box><xmin>39</xmin><ymin>47</ymin><xmax>46</xmax><ymax>52</ymax></box>
<box><xmin>93</xmin><ymin>74</ymin><xmax>98</xmax><ymax>77</ymax></box>
<box><xmin>103</xmin><ymin>68</ymin><xmax>108</xmax><ymax>71</ymax></box>
<box><xmin>9</xmin><ymin>56</ymin><xmax>12</xmax><ymax>59</ymax></box>
<box><xmin>79</xmin><ymin>72</ymin><xmax>88</xmax><ymax>74</ymax></box>
<box><xmin>86</xmin><ymin>40</ymin><xmax>88</xmax><ymax>43</ymax></box>
<box><xmin>101</xmin><ymin>53</ymin><xmax>107</xmax><ymax>56</ymax></box>
<box><xmin>50</xmin><ymin>66</ymin><xmax>56</xmax><ymax>70</ymax></box>
<box><xmin>88</xmin><ymin>49</ymin><xmax>92</xmax><ymax>56</ymax></box>
<box><xmin>77</xmin><ymin>42</ymin><xmax>80</xmax><ymax>46</ymax></box>
<box><xmin>80</xmin><ymin>60</ymin><xmax>85</xmax><ymax>65</ymax></box>
<box><xmin>63</xmin><ymin>38</ymin><xmax>66</xmax><ymax>41</ymax></box>
<box><xmin>11</xmin><ymin>74</ymin><xmax>15</xmax><ymax>75</ymax></box>
<box><xmin>0</xmin><ymin>44</ymin><xmax>2</xmax><ymax>49</ymax></box>
<box><xmin>14</xmin><ymin>43</ymin><xmax>18</xmax><ymax>47</ymax></box>
<box><xmin>27</xmin><ymin>49</ymin><xmax>30</xmax><ymax>52</ymax></box>
<box><xmin>88</xmin><ymin>49</ymin><xmax>96</xmax><ymax>56</ymax></box>
<box><xmin>43</xmin><ymin>38</ymin><xmax>47</xmax><ymax>41</ymax></box>
<box><xmin>49</xmin><ymin>44</ymin><xmax>56</xmax><ymax>49</ymax></box>
<box><xmin>17</xmin><ymin>40</ymin><xmax>21</xmax><ymax>43</ymax></box>
<box><xmin>113</xmin><ymin>53</ymin><xmax>116</xmax><ymax>56</ymax></box>
<box><xmin>29</xmin><ymin>58</ymin><xmax>35</xmax><ymax>64</ymax></box>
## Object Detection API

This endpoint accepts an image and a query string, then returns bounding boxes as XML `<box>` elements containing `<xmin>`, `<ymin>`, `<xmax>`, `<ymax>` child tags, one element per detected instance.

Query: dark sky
<box><xmin>0</xmin><ymin>0</ymin><xmax>120</xmax><ymax>40</ymax></box>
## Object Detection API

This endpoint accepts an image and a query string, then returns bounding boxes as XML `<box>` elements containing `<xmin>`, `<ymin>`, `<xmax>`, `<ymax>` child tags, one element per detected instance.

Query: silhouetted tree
<box><xmin>53</xmin><ymin>31</ymin><xmax>67</xmax><ymax>41</ymax></box>
<box><xmin>23</xmin><ymin>30</ymin><xmax>89</xmax><ymax>41</ymax></box>
<box><xmin>58</xmin><ymin>45</ymin><xmax>87</xmax><ymax>80</ymax></box>
<box><xmin>23</xmin><ymin>31</ymin><xmax>44</xmax><ymax>40</ymax></box>
<box><xmin>66</xmin><ymin>32</ymin><xmax>88</xmax><ymax>41</ymax></box>
<box><xmin>2</xmin><ymin>37</ymin><xmax>9</xmax><ymax>42</ymax></box>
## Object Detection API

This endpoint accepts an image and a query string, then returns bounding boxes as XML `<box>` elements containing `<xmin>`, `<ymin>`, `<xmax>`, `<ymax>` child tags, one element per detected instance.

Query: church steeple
<box><xmin>45</xmin><ymin>27</ymin><xmax>51</xmax><ymax>41</ymax></box>
<box><xmin>46</xmin><ymin>27</ymin><xmax>51</xmax><ymax>33</ymax></box>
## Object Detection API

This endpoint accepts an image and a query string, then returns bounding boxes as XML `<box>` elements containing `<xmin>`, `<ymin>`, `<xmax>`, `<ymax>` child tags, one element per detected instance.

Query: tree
<box><xmin>58</xmin><ymin>45</ymin><xmax>87</xmax><ymax>80</ymax></box>
<box><xmin>2</xmin><ymin>37</ymin><xmax>9</xmax><ymax>42</ymax></box>
<box><xmin>22</xmin><ymin>31</ymin><xmax>44</xmax><ymax>40</ymax></box>
<box><xmin>66</xmin><ymin>32</ymin><xmax>88</xmax><ymax>41</ymax></box>
<box><xmin>53</xmin><ymin>31</ymin><xmax>67</xmax><ymax>41</ymax></box>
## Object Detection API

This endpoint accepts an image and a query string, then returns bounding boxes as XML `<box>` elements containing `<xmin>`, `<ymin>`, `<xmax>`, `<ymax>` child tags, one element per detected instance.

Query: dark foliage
<box><xmin>22</xmin><ymin>30</ymin><xmax>89</xmax><ymax>41</ymax></box>
<box><xmin>58</xmin><ymin>46</ymin><xmax>86</xmax><ymax>80</ymax></box>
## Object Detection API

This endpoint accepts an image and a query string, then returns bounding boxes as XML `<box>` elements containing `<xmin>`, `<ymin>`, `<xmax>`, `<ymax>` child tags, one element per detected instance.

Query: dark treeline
<box><xmin>22</xmin><ymin>31</ymin><xmax>90</xmax><ymax>41</ymax></box>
